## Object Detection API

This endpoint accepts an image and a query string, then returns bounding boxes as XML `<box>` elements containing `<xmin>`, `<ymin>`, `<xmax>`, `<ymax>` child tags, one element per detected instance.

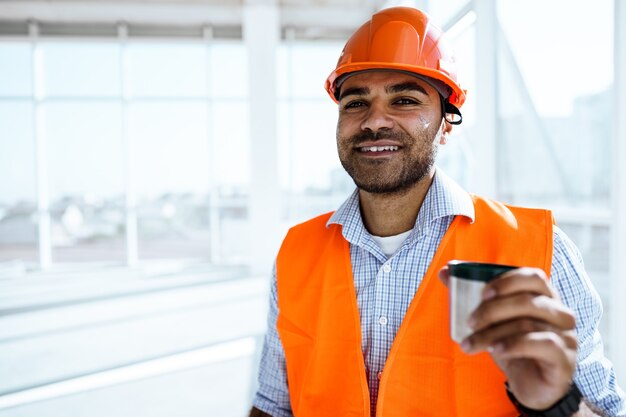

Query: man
<box><xmin>250</xmin><ymin>6</ymin><xmax>625</xmax><ymax>417</ymax></box>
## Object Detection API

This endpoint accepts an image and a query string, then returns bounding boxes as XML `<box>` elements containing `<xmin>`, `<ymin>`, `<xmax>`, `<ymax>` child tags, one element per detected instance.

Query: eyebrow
<box><xmin>386</xmin><ymin>81</ymin><xmax>429</xmax><ymax>95</ymax></box>
<box><xmin>338</xmin><ymin>86</ymin><xmax>369</xmax><ymax>101</ymax></box>
<box><xmin>338</xmin><ymin>81</ymin><xmax>429</xmax><ymax>101</ymax></box>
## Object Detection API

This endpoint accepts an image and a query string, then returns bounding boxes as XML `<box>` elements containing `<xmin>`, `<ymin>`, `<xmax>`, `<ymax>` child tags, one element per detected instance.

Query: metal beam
<box><xmin>0</xmin><ymin>1</ymin><xmax>241</xmax><ymax>26</ymax></box>
<box><xmin>281</xmin><ymin>7</ymin><xmax>371</xmax><ymax>30</ymax></box>
<box><xmin>0</xmin><ymin>1</ymin><xmax>373</xmax><ymax>33</ymax></box>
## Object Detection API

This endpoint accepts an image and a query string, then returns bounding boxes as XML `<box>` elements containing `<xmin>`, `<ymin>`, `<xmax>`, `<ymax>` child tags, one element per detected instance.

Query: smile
<box><xmin>359</xmin><ymin>146</ymin><xmax>400</xmax><ymax>152</ymax></box>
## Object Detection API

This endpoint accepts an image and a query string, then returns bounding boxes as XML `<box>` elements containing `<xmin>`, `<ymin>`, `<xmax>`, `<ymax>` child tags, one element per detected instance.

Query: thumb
<box><xmin>438</xmin><ymin>265</ymin><xmax>451</xmax><ymax>288</ymax></box>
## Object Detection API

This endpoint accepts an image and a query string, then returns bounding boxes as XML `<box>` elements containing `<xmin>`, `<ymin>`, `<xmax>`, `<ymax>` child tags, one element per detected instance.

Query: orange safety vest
<box><xmin>276</xmin><ymin>195</ymin><xmax>554</xmax><ymax>417</ymax></box>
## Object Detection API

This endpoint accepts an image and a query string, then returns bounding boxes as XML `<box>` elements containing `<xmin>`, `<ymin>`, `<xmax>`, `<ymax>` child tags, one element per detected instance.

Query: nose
<box><xmin>360</xmin><ymin>102</ymin><xmax>394</xmax><ymax>132</ymax></box>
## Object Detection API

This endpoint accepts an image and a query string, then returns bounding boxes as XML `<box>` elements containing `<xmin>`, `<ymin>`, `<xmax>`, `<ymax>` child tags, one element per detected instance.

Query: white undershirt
<box><xmin>371</xmin><ymin>229</ymin><xmax>413</xmax><ymax>258</ymax></box>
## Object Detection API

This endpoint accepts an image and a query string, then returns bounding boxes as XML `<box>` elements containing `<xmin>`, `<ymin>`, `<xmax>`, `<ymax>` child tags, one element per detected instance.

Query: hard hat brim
<box><xmin>325</xmin><ymin>63</ymin><xmax>466</xmax><ymax>107</ymax></box>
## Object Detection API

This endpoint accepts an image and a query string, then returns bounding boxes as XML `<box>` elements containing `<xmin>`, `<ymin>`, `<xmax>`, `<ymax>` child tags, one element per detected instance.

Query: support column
<box><xmin>202</xmin><ymin>26</ymin><xmax>222</xmax><ymax>265</ymax></box>
<box><xmin>610</xmin><ymin>0</ymin><xmax>626</xmax><ymax>381</ymax></box>
<box><xmin>31</xmin><ymin>21</ymin><xmax>52</xmax><ymax>270</ymax></box>
<box><xmin>119</xmin><ymin>23</ymin><xmax>138</xmax><ymax>268</ymax></box>
<box><xmin>244</xmin><ymin>0</ymin><xmax>282</xmax><ymax>276</ymax></box>
<box><xmin>472</xmin><ymin>0</ymin><xmax>498</xmax><ymax>198</ymax></box>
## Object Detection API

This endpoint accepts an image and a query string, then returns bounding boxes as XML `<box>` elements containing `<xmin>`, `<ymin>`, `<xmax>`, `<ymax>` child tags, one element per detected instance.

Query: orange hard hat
<box><xmin>325</xmin><ymin>7</ymin><xmax>466</xmax><ymax>108</ymax></box>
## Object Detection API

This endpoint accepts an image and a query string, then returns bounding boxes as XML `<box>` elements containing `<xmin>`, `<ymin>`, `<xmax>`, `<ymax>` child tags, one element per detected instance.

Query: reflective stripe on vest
<box><xmin>276</xmin><ymin>194</ymin><xmax>554</xmax><ymax>417</ymax></box>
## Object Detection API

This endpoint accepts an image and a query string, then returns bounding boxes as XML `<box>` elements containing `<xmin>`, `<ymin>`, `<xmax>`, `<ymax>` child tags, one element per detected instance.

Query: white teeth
<box><xmin>360</xmin><ymin>146</ymin><xmax>399</xmax><ymax>152</ymax></box>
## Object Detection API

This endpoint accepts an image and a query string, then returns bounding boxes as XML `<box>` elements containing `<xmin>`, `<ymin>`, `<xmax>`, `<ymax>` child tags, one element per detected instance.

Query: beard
<box><xmin>337</xmin><ymin>127</ymin><xmax>440</xmax><ymax>195</ymax></box>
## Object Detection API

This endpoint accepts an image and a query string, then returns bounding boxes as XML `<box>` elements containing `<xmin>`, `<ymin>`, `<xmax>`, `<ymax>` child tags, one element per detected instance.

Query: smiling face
<box><xmin>336</xmin><ymin>71</ymin><xmax>452</xmax><ymax>195</ymax></box>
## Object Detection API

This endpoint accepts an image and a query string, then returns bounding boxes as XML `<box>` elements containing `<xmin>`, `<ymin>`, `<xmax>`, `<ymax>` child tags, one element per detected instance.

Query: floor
<box><xmin>0</xmin><ymin>261</ymin><xmax>615</xmax><ymax>416</ymax></box>
<box><xmin>0</xmin><ymin>262</ymin><xmax>268</xmax><ymax>417</ymax></box>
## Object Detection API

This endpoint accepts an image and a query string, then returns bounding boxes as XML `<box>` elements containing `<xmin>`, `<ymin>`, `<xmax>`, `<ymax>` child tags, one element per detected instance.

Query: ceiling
<box><xmin>0</xmin><ymin>0</ymin><xmax>412</xmax><ymax>38</ymax></box>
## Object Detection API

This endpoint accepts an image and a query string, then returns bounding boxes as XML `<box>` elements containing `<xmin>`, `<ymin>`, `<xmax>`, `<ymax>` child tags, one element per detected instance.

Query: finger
<box><xmin>497</xmin><ymin>331</ymin><xmax>578</xmax><ymax>411</ymax></box>
<box><xmin>469</xmin><ymin>293</ymin><xmax>576</xmax><ymax>332</ymax></box>
<box><xmin>438</xmin><ymin>265</ymin><xmax>450</xmax><ymax>288</ymax></box>
<box><xmin>461</xmin><ymin>318</ymin><xmax>555</xmax><ymax>354</ymax></box>
<box><xmin>490</xmin><ymin>331</ymin><xmax>577</xmax><ymax>368</ymax></box>
<box><xmin>483</xmin><ymin>268</ymin><xmax>557</xmax><ymax>301</ymax></box>
<box><xmin>560</xmin><ymin>329</ymin><xmax>578</xmax><ymax>350</ymax></box>
<box><xmin>463</xmin><ymin>321</ymin><xmax>577</xmax><ymax>354</ymax></box>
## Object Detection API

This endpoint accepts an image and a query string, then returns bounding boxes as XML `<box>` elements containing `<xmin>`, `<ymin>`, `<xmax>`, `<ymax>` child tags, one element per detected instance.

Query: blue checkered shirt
<box><xmin>252</xmin><ymin>169</ymin><xmax>626</xmax><ymax>417</ymax></box>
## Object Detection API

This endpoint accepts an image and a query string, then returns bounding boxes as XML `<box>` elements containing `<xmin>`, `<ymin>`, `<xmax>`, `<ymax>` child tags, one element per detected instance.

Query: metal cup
<box><xmin>448</xmin><ymin>260</ymin><xmax>517</xmax><ymax>344</ymax></box>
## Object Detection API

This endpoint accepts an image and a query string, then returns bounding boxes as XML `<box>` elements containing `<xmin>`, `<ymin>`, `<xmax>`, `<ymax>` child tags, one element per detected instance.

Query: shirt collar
<box><xmin>327</xmin><ymin>187</ymin><xmax>366</xmax><ymax>245</ymax></box>
<box><xmin>327</xmin><ymin>167</ymin><xmax>475</xmax><ymax>245</ymax></box>
<box><xmin>417</xmin><ymin>168</ymin><xmax>475</xmax><ymax>226</ymax></box>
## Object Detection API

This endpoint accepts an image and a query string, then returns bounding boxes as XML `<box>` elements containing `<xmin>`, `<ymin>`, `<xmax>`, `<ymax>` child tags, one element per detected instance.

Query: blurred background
<box><xmin>0</xmin><ymin>0</ymin><xmax>625</xmax><ymax>416</ymax></box>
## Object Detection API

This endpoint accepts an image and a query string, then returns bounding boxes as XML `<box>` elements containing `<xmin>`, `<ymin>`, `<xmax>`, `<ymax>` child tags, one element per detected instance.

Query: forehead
<box><xmin>339</xmin><ymin>70</ymin><xmax>438</xmax><ymax>96</ymax></box>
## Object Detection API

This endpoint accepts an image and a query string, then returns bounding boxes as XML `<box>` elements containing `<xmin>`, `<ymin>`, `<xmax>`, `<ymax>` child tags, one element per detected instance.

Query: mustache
<box><xmin>347</xmin><ymin>130</ymin><xmax>409</xmax><ymax>145</ymax></box>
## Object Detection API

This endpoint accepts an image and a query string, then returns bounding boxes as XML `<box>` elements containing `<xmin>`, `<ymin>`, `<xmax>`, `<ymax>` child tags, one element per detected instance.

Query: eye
<box><xmin>342</xmin><ymin>100</ymin><xmax>367</xmax><ymax>110</ymax></box>
<box><xmin>394</xmin><ymin>97</ymin><xmax>420</xmax><ymax>105</ymax></box>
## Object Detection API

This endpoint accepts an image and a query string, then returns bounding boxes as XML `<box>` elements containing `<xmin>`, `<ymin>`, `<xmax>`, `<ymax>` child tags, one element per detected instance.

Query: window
<box><xmin>39</xmin><ymin>41</ymin><xmax>126</xmax><ymax>263</ymax></box>
<box><xmin>277</xmin><ymin>41</ymin><xmax>351</xmax><ymax>224</ymax></box>
<box><xmin>0</xmin><ymin>38</ymin><xmax>251</xmax><ymax>267</ymax></box>
<box><xmin>0</xmin><ymin>102</ymin><xmax>37</xmax><ymax>263</ymax></box>
<box><xmin>497</xmin><ymin>0</ymin><xmax>613</xmax><ymax>208</ymax></box>
<box><xmin>44</xmin><ymin>101</ymin><xmax>125</xmax><ymax>262</ymax></box>
<box><xmin>0</xmin><ymin>43</ymin><xmax>37</xmax><ymax>264</ymax></box>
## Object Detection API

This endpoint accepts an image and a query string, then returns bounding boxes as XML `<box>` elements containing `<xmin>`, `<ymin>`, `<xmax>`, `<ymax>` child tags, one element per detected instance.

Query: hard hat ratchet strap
<box><xmin>443</xmin><ymin>101</ymin><xmax>463</xmax><ymax>125</ymax></box>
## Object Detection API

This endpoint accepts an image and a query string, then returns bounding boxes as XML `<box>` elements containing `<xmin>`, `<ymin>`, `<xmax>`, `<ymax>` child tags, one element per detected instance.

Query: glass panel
<box><xmin>44</xmin><ymin>102</ymin><xmax>125</xmax><ymax>263</ymax></box>
<box><xmin>427</xmin><ymin>0</ymin><xmax>471</xmax><ymax>27</ymax></box>
<box><xmin>496</xmin><ymin>0</ymin><xmax>613</xmax><ymax>208</ymax></box>
<box><xmin>0</xmin><ymin>102</ymin><xmax>38</xmax><ymax>264</ymax></box>
<box><xmin>210</xmin><ymin>43</ymin><xmax>248</xmax><ymax>99</ymax></box>
<box><xmin>447</xmin><ymin>24</ymin><xmax>476</xmax><ymax>127</ymax></box>
<box><xmin>129</xmin><ymin>102</ymin><xmax>211</xmax><ymax>260</ymax></box>
<box><xmin>0</xmin><ymin>42</ymin><xmax>33</xmax><ymax>96</ymax></box>
<box><xmin>278</xmin><ymin>99</ymin><xmax>350</xmax><ymax>224</ymax></box>
<box><xmin>288</xmin><ymin>42</ymin><xmax>343</xmax><ymax>99</ymax></box>
<box><xmin>276</xmin><ymin>45</ymin><xmax>289</xmax><ymax>99</ymax></box>
<box><xmin>277</xmin><ymin>42</ymin><xmax>359</xmax><ymax>226</ymax></box>
<box><xmin>496</xmin><ymin>39</ymin><xmax>565</xmax><ymax>205</ymax></box>
<box><xmin>280</xmin><ymin>101</ymin><xmax>341</xmax><ymax>192</ymax></box>
<box><xmin>212</xmin><ymin>101</ymin><xmax>250</xmax><ymax>263</ymax></box>
<box><xmin>212</xmin><ymin>102</ymin><xmax>250</xmax><ymax>192</ymax></box>
<box><xmin>497</xmin><ymin>1</ymin><xmax>613</xmax><ymax>118</ymax></box>
<box><xmin>40</xmin><ymin>42</ymin><xmax>121</xmax><ymax>97</ymax></box>
<box><xmin>439</xmin><ymin>24</ymin><xmax>475</xmax><ymax>190</ymax></box>
<box><xmin>126</xmin><ymin>43</ymin><xmax>207</xmax><ymax>98</ymax></box>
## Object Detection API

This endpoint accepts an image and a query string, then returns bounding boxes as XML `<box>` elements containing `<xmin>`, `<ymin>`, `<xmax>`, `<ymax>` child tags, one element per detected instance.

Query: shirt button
<box><xmin>382</xmin><ymin>264</ymin><xmax>391</xmax><ymax>273</ymax></box>
<box><xmin>378</xmin><ymin>316</ymin><xmax>388</xmax><ymax>326</ymax></box>
<box><xmin>377</xmin><ymin>371</ymin><xmax>383</xmax><ymax>380</ymax></box>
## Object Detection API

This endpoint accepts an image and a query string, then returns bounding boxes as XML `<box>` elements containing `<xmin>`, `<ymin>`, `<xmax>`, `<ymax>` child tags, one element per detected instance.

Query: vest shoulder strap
<box><xmin>463</xmin><ymin>194</ymin><xmax>554</xmax><ymax>275</ymax></box>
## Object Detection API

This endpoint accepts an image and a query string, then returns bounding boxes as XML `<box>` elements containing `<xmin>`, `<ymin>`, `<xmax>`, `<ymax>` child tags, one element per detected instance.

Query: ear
<box><xmin>439</xmin><ymin>120</ymin><xmax>453</xmax><ymax>145</ymax></box>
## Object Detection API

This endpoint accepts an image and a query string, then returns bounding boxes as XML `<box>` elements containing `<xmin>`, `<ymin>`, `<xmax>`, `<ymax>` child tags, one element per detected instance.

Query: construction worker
<box><xmin>250</xmin><ymin>6</ymin><xmax>626</xmax><ymax>417</ymax></box>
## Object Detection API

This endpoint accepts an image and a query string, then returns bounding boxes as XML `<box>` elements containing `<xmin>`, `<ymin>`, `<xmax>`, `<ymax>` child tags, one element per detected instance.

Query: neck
<box><xmin>358</xmin><ymin>170</ymin><xmax>435</xmax><ymax>237</ymax></box>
